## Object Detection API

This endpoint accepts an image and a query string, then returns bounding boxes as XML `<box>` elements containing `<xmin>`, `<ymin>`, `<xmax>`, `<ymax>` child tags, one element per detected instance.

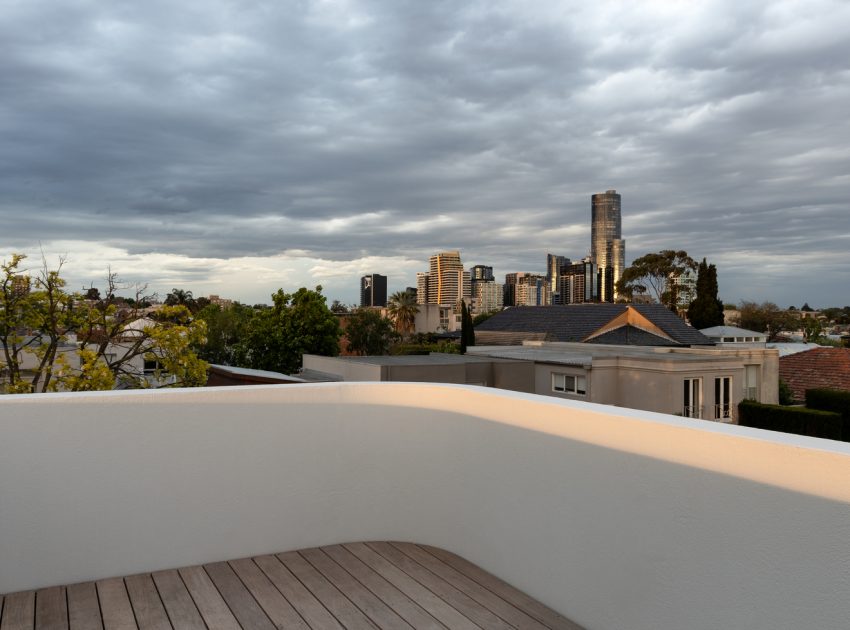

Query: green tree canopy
<box><xmin>686</xmin><ymin>258</ymin><xmax>724</xmax><ymax>329</ymax></box>
<box><xmin>345</xmin><ymin>308</ymin><xmax>395</xmax><ymax>356</ymax></box>
<box><xmin>1</xmin><ymin>254</ymin><xmax>208</xmax><ymax>393</ymax></box>
<box><xmin>737</xmin><ymin>301</ymin><xmax>799</xmax><ymax>341</ymax></box>
<box><xmin>194</xmin><ymin>302</ymin><xmax>255</xmax><ymax>365</ymax></box>
<box><xmin>616</xmin><ymin>250</ymin><xmax>697</xmax><ymax>310</ymax></box>
<box><xmin>244</xmin><ymin>286</ymin><xmax>340</xmax><ymax>374</ymax></box>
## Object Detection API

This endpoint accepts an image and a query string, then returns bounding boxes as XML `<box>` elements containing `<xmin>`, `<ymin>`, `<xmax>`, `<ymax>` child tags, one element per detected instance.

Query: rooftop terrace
<box><xmin>2</xmin><ymin>384</ymin><xmax>850</xmax><ymax>629</ymax></box>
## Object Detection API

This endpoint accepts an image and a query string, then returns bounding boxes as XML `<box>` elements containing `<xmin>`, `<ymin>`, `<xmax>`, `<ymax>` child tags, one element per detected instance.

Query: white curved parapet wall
<box><xmin>2</xmin><ymin>383</ymin><xmax>850</xmax><ymax>630</ymax></box>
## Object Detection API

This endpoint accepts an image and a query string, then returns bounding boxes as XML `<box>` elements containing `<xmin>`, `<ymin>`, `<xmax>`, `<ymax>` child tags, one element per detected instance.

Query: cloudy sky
<box><xmin>2</xmin><ymin>0</ymin><xmax>848</xmax><ymax>307</ymax></box>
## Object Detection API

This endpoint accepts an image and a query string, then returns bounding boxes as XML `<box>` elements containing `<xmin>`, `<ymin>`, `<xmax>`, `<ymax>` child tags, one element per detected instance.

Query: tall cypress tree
<box><xmin>687</xmin><ymin>258</ymin><xmax>724</xmax><ymax>329</ymax></box>
<box><xmin>460</xmin><ymin>300</ymin><xmax>475</xmax><ymax>354</ymax></box>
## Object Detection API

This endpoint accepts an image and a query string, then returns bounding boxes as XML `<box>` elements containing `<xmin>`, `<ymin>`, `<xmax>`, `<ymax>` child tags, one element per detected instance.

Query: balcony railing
<box><xmin>713</xmin><ymin>404</ymin><xmax>735</xmax><ymax>422</ymax></box>
<box><xmin>682</xmin><ymin>404</ymin><xmax>703</xmax><ymax>418</ymax></box>
<box><xmin>3</xmin><ymin>384</ymin><xmax>850</xmax><ymax>630</ymax></box>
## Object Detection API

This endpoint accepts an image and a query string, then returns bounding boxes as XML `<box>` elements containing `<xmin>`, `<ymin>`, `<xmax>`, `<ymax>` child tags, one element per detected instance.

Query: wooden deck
<box><xmin>0</xmin><ymin>542</ymin><xmax>582</xmax><ymax>629</ymax></box>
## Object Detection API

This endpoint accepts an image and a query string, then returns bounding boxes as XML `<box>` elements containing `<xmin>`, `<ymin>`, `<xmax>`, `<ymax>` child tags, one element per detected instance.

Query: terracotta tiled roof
<box><xmin>779</xmin><ymin>347</ymin><xmax>850</xmax><ymax>402</ymax></box>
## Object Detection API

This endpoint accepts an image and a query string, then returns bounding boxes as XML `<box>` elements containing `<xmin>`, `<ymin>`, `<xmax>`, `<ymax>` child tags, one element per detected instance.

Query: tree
<box><xmin>387</xmin><ymin>290</ymin><xmax>419</xmax><ymax>337</ymax></box>
<box><xmin>194</xmin><ymin>302</ymin><xmax>255</xmax><ymax>365</ymax></box>
<box><xmin>345</xmin><ymin>308</ymin><xmax>395</xmax><ymax>356</ymax></box>
<box><xmin>0</xmin><ymin>254</ymin><xmax>75</xmax><ymax>393</ymax></box>
<box><xmin>460</xmin><ymin>300</ymin><xmax>474</xmax><ymax>354</ymax></box>
<box><xmin>686</xmin><ymin>258</ymin><xmax>724</xmax><ymax>329</ymax></box>
<box><xmin>737</xmin><ymin>301</ymin><xmax>798</xmax><ymax>341</ymax></box>
<box><xmin>330</xmin><ymin>300</ymin><xmax>350</xmax><ymax>314</ymax></box>
<box><xmin>164</xmin><ymin>288</ymin><xmax>197</xmax><ymax>313</ymax></box>
<box><xmin>801</xmin><ymin>317</ymin><xmax>824</xmax><ymax>343</ymax></box>
<box><xmin>243</xmin><ymin>286</ymin><xmax>340</xmax><ymax>374</ymax></box>
<box><xmin>616</xmin><ymin>250</ymin><xmax>697</xmax><ymax>310</ymax></box>
<box><xmin>0</xmin><ymin>255</ymin><xmax>208</xmax><ymax>393</ymax></box>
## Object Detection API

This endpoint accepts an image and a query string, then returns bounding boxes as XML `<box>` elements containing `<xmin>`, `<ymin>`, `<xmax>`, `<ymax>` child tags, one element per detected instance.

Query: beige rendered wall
<box><xmin>493</xmin><ymin>361</ymin><xmax>535</xmax><ymax>393</ymax></box>
<box><xmin>386</xmin><ymin>363</ymin><xmax>467</xmax><ymax>383</ymax></box>
<box><xmin>302</xmin><ymin>354</ymin><xmax>383</xmax><ymax>381</ymax></box>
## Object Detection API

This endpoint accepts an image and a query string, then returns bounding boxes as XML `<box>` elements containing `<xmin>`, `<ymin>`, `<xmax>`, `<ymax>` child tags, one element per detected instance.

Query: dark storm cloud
<box><xmin>1</xmin><ymin>0</ymin><xmax>849</xmax><ymax>305</ymax></box>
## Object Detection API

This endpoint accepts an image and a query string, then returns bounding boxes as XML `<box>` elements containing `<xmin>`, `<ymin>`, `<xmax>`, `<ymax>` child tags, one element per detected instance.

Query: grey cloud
<box><xmin>1</xmin><ymin>0</ymin><xmax>848</xmax><ymax>306</ymax></box>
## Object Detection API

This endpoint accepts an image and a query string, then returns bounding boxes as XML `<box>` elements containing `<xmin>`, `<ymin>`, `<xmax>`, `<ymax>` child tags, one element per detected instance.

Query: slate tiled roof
<box><xmin>589</xmin><ymin>325</ymin><xmax>683</xmax><ymax>346</ymax></box>
<box><xmin>779</xmin><ymin>347</ymin><xmax>850</xmax><ymax>402</ymax></box>
<box><xmin>475</xmin><ymin>304</ymin><xmax>712</xmax><ymax>346</ymax></box>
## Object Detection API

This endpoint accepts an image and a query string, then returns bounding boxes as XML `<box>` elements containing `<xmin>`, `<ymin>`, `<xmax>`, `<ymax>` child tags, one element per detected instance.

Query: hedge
<box><xmin>806</xmin><ymin>388</ymin><xmax>850</xmax><ymax>419</ymax></box>
<box><xmin>738</xmin><ymin>399</ymin><xmax>843</xmax><ymax>441</ymax></box>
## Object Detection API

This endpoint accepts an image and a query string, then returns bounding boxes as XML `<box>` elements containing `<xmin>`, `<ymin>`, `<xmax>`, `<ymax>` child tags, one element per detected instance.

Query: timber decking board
<box><xmin>389</xmin><ymin>542</ymin><xmax>550</xmax><ymax>630</ymax></box>
<box><xmin>67</xmin><ymin>582</ymin><xmax>103</xmax><ymax>630</ymax></box>
<box><xmin>124</xmin><ymin>574</ymin><xmax>171</xmax><ymax>630</ymax></box>
<box><xmin>277</xmin><ymin>552</ymin><xmax>377</xmax><ymax>630</ymax></box>
<box><xmin>1</xmin><ymin>591</ymin><xmax>34</xmax><ymax>630</ymax></box>
<box><xmin>96</xmin><ymin>578</ymin><xmax>137</xmax><ymax>630</ymax></box>
<box><xmin>298</xmin><ymin>548</ymin><xmax>413</xmax><ymax>630</ymax></box>
<box><xmin>34</xmin><ymin>587</ymin><xmax>67</xmax><ymax>630</ymax></box>
<box><xmin>228</xmin><ymin>558</ymin><xmax>310</xmax><ymax>630</ymax></box>
<box><xmin>421</xmin><ymin>545</ymin><xmax>584</xmax><ymax>630</ymax></box>
<box><xmin>366</xmin><ymin>543</ymin><xmax>513</xmax><ymax>630</ymax></box>
<box><xmin>203</xmin><ymin>562</ymin><xmax>275</xmax><ymax>630</ymax></box>
<box><xmin>343</xmin><ymin>543</ymin><xmax>481</xmax><ymax>630</ymax></box>
<box><xmin>178</xmin><ymin>566</ymin><xmax>241</xmax><ymax>630</ymax></box>
<box><xmin>149</xmin><ymin>571</ymin><xmax>204</xmax><ymax>630</ymax></box>
<box><xmin>321</xmin><ymin>545</ymin><xmax>444</xmax><ymax>630</ymax></box>
<box><xmin>253</xmin><ymin>555</ymin><xmax>344</xmax><ymax>630</ymax></box>
<box><xmin>1</xmin><ymin>543</ymin><xmax>583</xmax><ymax>630</ymax></box>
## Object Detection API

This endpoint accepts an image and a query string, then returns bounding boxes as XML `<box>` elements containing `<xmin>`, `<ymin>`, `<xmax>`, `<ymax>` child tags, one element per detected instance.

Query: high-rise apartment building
<box><xmin>591</xmin><ymin>190</ymin><xmax>625</xmax><ymax>302</ymax></box>
<box><xmin>504</xmin><ymin>273</ymin><xmax>518</xmax><ymax>307</ymax></box>
<box><xmin>473</xmin><ymin>281</ymin><xmax>504</xmax><ymax>314</ymax></box>
<box><xmin>560</xmin><ymin>257</ymin><xmax>598</xmax><ymax>304</ymax></box>
<box><xmin>471</xmin><ymin>265</ymin><xmax>494</xmax><ymax>281</ymax></box>
<box><xmin>513</xmin><ymin>273</ymin><xmax>550</xmax><ymax>307</ymax></box>
<box><xmin>360</xmin><ymin>274</ymin><xmax>387</xmax><ymax>307</ymax></box>
<box><xmin>470</xmin><ymin>264</ymin><xmax>499</xmax><ymax>314</ymax></box>
<box><xmin>426</xmin><ymin>251</ymin><xmax>470</xmax><ymax>306</ymax></box>
<box><xmin>416</xmin><ymin>273</ymin><xmax>430</xmax><ymax>305</ymax></box>
<box><xmin>546</xmin><ymin>254</ymin><xmax>570</xmax><ymax>305</ymax></box>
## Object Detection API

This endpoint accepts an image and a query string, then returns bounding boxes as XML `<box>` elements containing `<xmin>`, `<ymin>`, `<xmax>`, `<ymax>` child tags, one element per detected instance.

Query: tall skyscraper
<box><xmin>427</xmin><ymin>251</ymin><xmax>470</xmax><ymax>305</ymax></box>
<box><xmin>591</xmin><ymin>190</ymin><xmax>625</xmax><ymax>302</ymax></box>
<box><xmin>546</xmin><ymin>254</ymin><xmax>570</xmax><ymax>305</ymax></box>
<box><xmin>360</xmin><ymin>274</ymin><xmax>387</xmax><ymax>307</ymax></box>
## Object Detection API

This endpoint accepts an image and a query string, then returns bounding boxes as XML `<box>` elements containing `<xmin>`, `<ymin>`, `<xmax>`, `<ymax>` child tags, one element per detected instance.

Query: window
<box><xmin>715</xmin><ymin>376</ymin><xmax>732</xmax><ymax>421</ymax></box>
<box><xmin>552</xmin><ymin>373</ymin><xmax>586</xmax><ymax>395</ymax></box>
<box><xmin>743</xmin><ymin>365</ymin><xmax>758</xmax><ymax>401</ymax></box>
<box><xmin>143</xmin><ymin>359</ymin><xmax>163</xmax><ymax>375</ymax></box>
<box><xmin>683</xmin><ymin>378</ymin><xmax>702</xmax><ymax>418</ymax></box>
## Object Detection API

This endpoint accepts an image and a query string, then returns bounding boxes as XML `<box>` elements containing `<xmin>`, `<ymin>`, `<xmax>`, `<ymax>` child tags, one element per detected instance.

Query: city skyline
<box><xmin>1</xmin><ymin>1</ymin><xmax>848</xmax><ymax>308</ymax></box>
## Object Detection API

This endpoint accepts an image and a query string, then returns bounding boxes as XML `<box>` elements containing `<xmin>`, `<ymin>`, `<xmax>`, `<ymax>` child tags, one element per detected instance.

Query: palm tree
<box><xmin>387</xmin><ymin>290</ymin><xmax>419</xmax><ymax>337</ymax></box>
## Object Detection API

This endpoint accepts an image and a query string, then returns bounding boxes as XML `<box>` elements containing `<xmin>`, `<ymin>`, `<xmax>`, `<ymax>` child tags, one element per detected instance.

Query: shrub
<box><xmin>738</xmin><ymin>399</ymin><xmax>842</xmax><ymax>441</ymax></box>
<box><xmin>806</xmin><ymin>389</ymin><xmax>850</xmax><ymax>441</ymax></box>
<box><xmin>806</xmin><ymin>388</ymin><xmax>850</xmax><ymax>418</ymax></box>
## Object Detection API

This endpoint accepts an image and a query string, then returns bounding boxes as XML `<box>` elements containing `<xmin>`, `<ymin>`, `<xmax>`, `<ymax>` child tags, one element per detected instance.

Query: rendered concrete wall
<box><xmin>2</xmin><ymin>385</ymin><xmax>850</xmax><ymax>630</ymax></box>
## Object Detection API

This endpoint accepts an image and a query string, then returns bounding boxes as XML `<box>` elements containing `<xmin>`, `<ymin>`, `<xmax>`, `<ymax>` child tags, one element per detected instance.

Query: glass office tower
<box><xmin>591</xmin><ymin>190</ymin><xmax>625</xmax><ymax>302</ymax></box>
